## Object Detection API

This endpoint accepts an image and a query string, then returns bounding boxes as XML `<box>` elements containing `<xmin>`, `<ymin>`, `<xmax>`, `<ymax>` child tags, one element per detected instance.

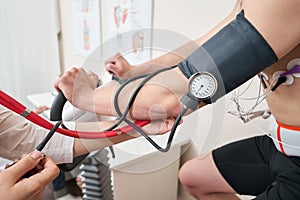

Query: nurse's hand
<box><xmin>33</xmin><ymin>105</ymin><xmax>50</xmax><ymax>114</ymax></box>
<box><xmin>0</xmin><ymin>151</ymin><xmax>59</xmax><ymax>200</ymax></box>
<box><xmin>128</xmin><ymin>117</ymin><xmax>180</xmax><ymax>138</ymax></box>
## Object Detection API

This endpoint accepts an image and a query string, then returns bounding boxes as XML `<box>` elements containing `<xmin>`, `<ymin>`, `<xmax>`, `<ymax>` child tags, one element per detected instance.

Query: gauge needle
<box><xmin>197</xmin><ymin>85</ymin><xmax>204</xmax><ymax>93</ymax></box>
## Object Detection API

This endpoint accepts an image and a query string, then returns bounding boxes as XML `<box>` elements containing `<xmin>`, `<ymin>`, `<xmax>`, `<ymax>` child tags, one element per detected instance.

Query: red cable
<box><xmin>0</xmin><ymin>90</ymin><xmax>150</xmax><ymax>139</ymax></box>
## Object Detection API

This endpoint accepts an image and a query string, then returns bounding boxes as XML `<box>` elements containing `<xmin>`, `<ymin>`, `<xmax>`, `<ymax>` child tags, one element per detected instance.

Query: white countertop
<box><xmin>107</xmin><ymin>133</ymin><xmax>190</xmax><ymax>172</ymax></box>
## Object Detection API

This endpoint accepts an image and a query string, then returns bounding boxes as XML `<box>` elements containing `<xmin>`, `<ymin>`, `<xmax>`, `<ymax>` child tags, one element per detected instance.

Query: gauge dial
<box><xmin>189</xmin><ymin>72</ymin><xmax>217</xmax><ymax>100</ymax></box>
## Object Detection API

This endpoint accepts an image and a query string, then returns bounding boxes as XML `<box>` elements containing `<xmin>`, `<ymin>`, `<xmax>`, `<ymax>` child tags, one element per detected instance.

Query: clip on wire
<box><xmin>271</xmin><ymin>76</ymin><xmax>287</xmax><ymax>91</ymax></box>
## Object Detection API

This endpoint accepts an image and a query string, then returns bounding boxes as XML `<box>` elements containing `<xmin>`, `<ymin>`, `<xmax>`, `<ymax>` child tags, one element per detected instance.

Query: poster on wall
<box><xmin>72</xmin><ymin>0</ymin><xmax>101</xmax><ymax>57</ymax></box>
<box><xmin>101</xmin><ymin>0</ymin><xmax>153</xmax><ymax>65</ymax></box>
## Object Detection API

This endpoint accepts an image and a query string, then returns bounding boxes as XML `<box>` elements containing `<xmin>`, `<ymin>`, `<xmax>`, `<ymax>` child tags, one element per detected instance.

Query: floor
<box><xmin>57</xmin><ymin>194</ymin><xmax>82</xmax><ymax>200</ymax></box>
<box><xmin>57</xmin><ymin>194</ymin><xmax>254</xmax><ymax>200</ymax></box>
<box><xmin>54</xmin><ymin>192</ymin><xmax>257</xmax><ymax>200</ymax></box>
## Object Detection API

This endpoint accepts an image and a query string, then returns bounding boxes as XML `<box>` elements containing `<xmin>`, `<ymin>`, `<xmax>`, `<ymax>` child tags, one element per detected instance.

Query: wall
<box><xmin>59</xmin><ymin>0</ymin><xmax>236</xmax><ymax>69</ymax></box>
<box><xmin>0</xmin><ymin>0</ymin><xmax>61</xmax><ymax>105</ymax></box>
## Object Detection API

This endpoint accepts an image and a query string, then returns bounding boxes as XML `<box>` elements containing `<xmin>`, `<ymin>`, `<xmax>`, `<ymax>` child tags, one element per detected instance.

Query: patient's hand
<box><xmin>54</xmin><ymin>67</ymin><xmax>98</xmax><ymax>111</ymax></box>
<box><xmin>105</xmin><ymin>52</ymin><xmax>134</xmax><ymax>77</ymax></box>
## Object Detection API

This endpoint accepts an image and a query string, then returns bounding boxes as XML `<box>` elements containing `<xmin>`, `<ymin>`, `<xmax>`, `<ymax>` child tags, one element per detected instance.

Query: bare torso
<box><xmin>237</xmin><ymin>0</ymin><xmax>300</xmax><ymax>127</ymax></box>
<box><xmin>263</xmin><ymin>44</ymin><xmax>300</xmax><ymax>126</ymax></box>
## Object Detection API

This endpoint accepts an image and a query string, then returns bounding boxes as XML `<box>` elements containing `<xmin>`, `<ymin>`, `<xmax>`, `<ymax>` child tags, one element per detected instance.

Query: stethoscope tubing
<box><xmin>0</xmin><ymin>90</ymin><xmax>149</xmax><ymax>139</ymax></box>
<box><xmin>0</xmin><ymin>65</ymin><xmax>186</xmax><ymax>152</ymax></box>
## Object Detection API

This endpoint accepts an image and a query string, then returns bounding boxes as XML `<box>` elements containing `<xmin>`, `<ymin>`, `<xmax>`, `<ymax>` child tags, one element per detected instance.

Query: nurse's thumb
<box><xmin>7</xmin><ymin>151</ymin><xmax>43</xmax><ymax>183</ymax></box>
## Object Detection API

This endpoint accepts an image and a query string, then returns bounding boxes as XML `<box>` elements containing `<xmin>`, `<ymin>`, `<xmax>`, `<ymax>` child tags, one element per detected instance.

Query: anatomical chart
<box><xmin>101</xmin><ymin>0</ymin><xmax>153</xmax><ymax>64</ymax></box>
<box><xmin>72</xmin><ymin>0</ymin><xmax>101</xmax><ymax>57</ymax></box>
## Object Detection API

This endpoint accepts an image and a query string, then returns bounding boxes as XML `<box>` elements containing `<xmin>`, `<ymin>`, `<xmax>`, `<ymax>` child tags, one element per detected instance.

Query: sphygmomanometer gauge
<box><xmin>189</xmin><ymin>71</ymin><xmax>217</xmax><ymax>100</ymax></box>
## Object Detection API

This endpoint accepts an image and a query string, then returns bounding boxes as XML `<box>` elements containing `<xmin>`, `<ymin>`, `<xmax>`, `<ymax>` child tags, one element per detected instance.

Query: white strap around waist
<box><xmin>269</xmin><ymin>116</ymin><xmax>300</xmax><ymax>156</ymax></box>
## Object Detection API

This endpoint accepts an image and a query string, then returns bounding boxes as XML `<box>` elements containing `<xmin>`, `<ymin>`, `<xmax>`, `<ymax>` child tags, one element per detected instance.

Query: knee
<box><xmin>179</xmin><ymin>159</ymin><xmax>206</xmax><ymax>199</ymax></box>
<box><xmin>178</xmin><ymin>159</ymin><xmax>200</xmax><ymax>189</ymax></box>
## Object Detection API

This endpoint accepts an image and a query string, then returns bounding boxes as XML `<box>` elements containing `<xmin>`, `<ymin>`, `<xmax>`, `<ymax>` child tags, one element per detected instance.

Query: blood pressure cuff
<box><xmin>178</xmin><ymin>11</ymin><xmax>278</xmax><ymax>103</ymax></box>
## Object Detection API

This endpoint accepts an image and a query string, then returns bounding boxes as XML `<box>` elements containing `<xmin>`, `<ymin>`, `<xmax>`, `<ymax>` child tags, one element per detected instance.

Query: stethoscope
<box><xmin>0</xmin><ymin>66</ymin><xmax>218</xmax><ymax>154</ymax></box>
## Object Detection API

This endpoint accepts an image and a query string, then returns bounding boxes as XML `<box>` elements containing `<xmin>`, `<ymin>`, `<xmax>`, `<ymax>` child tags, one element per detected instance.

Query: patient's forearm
<box><xmin>72</xmin><ymin>121</ymin><xmax>134</xmax><ymax>157</ymax></box>
<box><xmin>92</xmin><ymin>68</ymin><xmax>188</xmax><ymax>120</ymax></box>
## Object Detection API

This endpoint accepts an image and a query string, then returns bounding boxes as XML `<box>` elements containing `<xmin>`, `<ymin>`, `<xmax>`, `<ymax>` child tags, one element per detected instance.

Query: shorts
<box><xmin>213</xmin><ymin>135</ymin><xmax>300</xmax><ymax>200</ymax></box>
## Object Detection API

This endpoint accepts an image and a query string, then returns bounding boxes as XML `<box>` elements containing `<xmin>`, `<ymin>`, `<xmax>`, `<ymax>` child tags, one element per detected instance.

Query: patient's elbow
<box><xmin>163</xmin><ymin>95</ymin><xmax>182</xmax><ymax>118</ymax></box>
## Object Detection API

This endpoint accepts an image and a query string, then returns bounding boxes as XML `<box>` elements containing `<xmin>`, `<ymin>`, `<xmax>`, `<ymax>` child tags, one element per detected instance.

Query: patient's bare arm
<box><xmin>54</xmin><ymin>2</ymin><xmax>240</xmax><ymax>120</ymax></box>
<box><xmin>55</xmin><ymin>0</ymin><xmax>300</xmax><ymax>121</ymax></box>
<box><xmin>54</xmin><ymin>66</ymin><xmax>188</xmax><ymax>120</ymax></box>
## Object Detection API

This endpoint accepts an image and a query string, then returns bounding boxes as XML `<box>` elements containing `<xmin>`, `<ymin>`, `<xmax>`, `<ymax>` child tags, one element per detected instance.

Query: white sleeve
<box><xmin>39</xmin><ymin>129</ymin><xmax>74</xmax><ymax>164</ymax></box>
<box><xmin>0</xmin><ymin>105</ymin><xmax>74</xmax><ymax>164</ymax></box>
